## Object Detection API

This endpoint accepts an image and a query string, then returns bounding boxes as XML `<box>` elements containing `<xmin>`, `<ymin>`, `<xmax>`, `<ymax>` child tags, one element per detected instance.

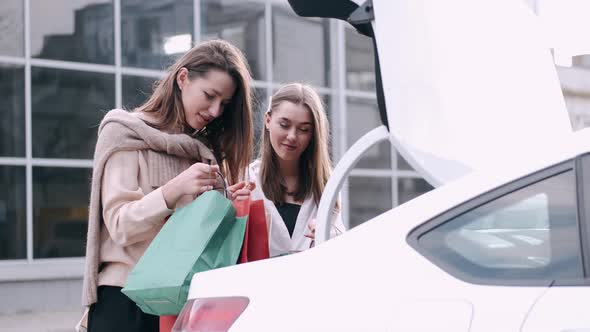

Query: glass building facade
<box><xmin>0</xmin><ymin>0</ymin><xmax>589</xmax><ymax>279</ymax></box>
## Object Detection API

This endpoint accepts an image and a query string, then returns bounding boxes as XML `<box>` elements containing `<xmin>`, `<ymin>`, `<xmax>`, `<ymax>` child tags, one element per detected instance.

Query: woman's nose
<box><xmin>286</xmin><ymin>128</ymin><xmax>297</xmax><ymax>141</ymax></box>
<box><xmin>208</xmin><ymin>101</ymin><xmax>223</xmax><ymax>118</ymax></box>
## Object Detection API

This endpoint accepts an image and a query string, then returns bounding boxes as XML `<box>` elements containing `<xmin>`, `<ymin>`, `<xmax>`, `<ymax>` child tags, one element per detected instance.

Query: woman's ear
<box><xmin>264</xmin><ymin>112</ymin><xmax>271</xmax><ymax>130</ymax></box>
<box><xmin>176</xmin><ymin>67</ymin><xmax>189</xmax><ymax>91</ymax></box>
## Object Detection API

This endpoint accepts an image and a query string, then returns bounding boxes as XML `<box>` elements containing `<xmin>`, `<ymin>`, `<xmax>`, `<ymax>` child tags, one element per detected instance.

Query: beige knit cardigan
<box><xmin>82</xmin><ymin>109</ymin><xmax>216</xmax><ymax>306</ymax></box>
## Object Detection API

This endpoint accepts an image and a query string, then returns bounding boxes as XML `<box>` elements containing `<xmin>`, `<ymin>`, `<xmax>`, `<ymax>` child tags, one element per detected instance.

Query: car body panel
<box><xmin>186</xmin><ymin>129</ymin><xmax>590</xmax><ymax>330</ymax></box>
<box><xmin>188</xmin><ymin>201</ymin><xmax>549</xmax><ymax>331</ymax></box>
<box><xmin>522</xmin><ymin>287</ymin><xmax>590</xmax><ymax>332</ymax></box>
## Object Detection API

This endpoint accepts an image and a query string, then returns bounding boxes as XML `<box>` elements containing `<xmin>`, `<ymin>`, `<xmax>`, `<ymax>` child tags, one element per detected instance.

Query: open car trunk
<box><xmin>289</xmin><ymin>0</ymin><xmax>572</xmax><ymax>186</ymax></box>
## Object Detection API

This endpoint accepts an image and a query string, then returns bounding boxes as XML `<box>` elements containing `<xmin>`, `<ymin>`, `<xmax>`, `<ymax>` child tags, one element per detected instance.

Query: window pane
<box><xmin>0</xmin><ymin>166</ymin><xmax>26</xmax><ymax>260</ymax></box>
<box><xmin>252</xmin><ymin>88</ymin><xmax>267</xmax><ymax>157</ymax></box>
<box><xmin>348</xmin><ymin>176</ymin><xmax>392</xmax><ymax>228</ymax></box>
<box><xmin>272</xmin><ymin>6</ymin><xmax>330</xmax><ymax>87</ymax></box>
<box><xmin>321</xmin><ymin>94</ymin><xmax>335</xmax><ymax>161</ymax></box>
<box><xmin>573</xmin><ymin>55</ymin><xmax>590</xmax><ymax>70</ymax></box>
<box><xmin>34</xmin><ymin>167</ymin><xmax>90</xmax><ymax>258</ymax></box>
<box><xmin>0</xmin><ymin>64</ymin><xmax>25</xmax><ymax>157</ymax></box>
<box><xmin>122</xmin><ymin>75</ymin><xmax>158</xmax><ymax>110</ymax></box>
<box><xmin>396</xmin><ymin>151</ymin><xmax>414</xmax><ymax>171</ymax></box>
<box><xmin>559</xmin><ymin>64</ymin><xmax>590</xmax><ymax>130</ymax></box>
<box><xmin>32</xmin><ymin>67</ymin><xmax>115</xmax><ymax>159</ymax></box>
<box><xmin>320</xmin><ymin>94</ymin><xmax>331</xmax><ymax>122</ymax></box>
<box><xmin>398</xmin><ymin>177</ymin><xmax>433</xmax><ymax>205</ymax></box>
<box><xmin>121</xmin><ymin>0</ymin><xmax>193</xmax><ymax>70</ymax></box>
<box><xmin>0</xmin><ymin>0</ymin><xmax>24</xmax><ymax>57</ymax></box>
<box><xmin>31</xmin><ymin>0</ymin><xmax>114</xmax><ymax>64</ymax></box>
<box><xmin>345</xmin><ymin>25</ymin><xmax>375</xmax><ymax>92</ymax></box>
<box><xmin>347</xmin><ymin>97</ymin><xmax>390</xmax><ymax>169</ymax></box>
<box><xmin>201</xmin><ymin>0</ymin><xmax>266</xmax><ymax>81</ymax></box>
<box><xmin>419</xmin><ymin>170</ymin><xmax>583</xmax><ymax>281</ymax></box>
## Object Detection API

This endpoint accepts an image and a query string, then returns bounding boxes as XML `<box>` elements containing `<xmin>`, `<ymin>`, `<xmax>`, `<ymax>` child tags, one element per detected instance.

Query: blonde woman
<box><xmin>81</xmin><ymin>40</ymin><xmax>254</xmax><ymax>331</ymax></box>
<box><xmin>246</xmin><ymin>83</ymin><xmax>345</xmax><ymax>257</ymax></box>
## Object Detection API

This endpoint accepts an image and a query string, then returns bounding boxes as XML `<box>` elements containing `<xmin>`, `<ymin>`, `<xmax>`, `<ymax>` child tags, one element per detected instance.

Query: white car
<box><xmin>174</xmin><ymin>0</ymin><xmax>590</xmax><ymax>331</ymax></box>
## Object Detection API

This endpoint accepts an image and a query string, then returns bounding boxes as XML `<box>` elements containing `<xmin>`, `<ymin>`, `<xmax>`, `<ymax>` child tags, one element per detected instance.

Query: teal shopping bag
<box><xmin>122</xmin><ymin>190</ymin><xmax>247</xmax><ymax>316</ymax></box>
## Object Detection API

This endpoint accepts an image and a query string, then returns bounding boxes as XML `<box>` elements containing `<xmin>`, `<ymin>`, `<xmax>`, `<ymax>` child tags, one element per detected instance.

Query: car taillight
<box><xmin>172</xmin><ymin>297</ymin><xmax>249</xmax><ymax>332</ymax></box>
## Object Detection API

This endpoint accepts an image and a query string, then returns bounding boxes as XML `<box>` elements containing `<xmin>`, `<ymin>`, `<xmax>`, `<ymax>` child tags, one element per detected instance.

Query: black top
<box><xmin>275</xmin><ymin>203</ymin><xmax>302</xmax><ymax>238</ymax></box>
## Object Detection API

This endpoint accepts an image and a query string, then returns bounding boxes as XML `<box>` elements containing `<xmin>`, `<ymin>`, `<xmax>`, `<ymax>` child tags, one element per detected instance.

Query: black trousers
<box><xmin>88</xmin><ymin>286</ymin><xmax>159</xmax><ymax>332</ymax></box>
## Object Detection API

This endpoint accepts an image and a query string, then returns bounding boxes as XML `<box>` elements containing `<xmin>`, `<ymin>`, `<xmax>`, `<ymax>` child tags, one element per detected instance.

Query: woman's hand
<box><xmin>304</xmin><ymin>218</ymin><xmax>316</xmax><ymax>239</ymax></box>
<box><xmin>227</xmin><ymin>181</ymin><xmax>256</xmax><ymax>201</ymax></box>
<box><xmin>161</xmin><ymin>162</ymin><xmax>219</xmax><ymax>208</ymax></box>
<box><xmin>305</xmin><ymin>218</ymin><xmax>316</xmax><ymax>248</ymax></box>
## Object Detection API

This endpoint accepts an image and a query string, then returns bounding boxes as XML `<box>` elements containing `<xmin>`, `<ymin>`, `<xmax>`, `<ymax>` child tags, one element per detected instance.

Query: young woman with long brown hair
<box><xmin>247</xmin><ymin>83</ymin><xmax>345</xmax><ymax>257</ymax></box>
<box><xmin>81</xmin><ymin>39</ymin><xmax>254</xmax><ymax>331</ymax></box>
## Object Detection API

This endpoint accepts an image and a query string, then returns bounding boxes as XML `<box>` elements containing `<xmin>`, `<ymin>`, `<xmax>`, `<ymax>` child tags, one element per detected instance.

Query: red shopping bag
<box><xmin>232</xmin><ymin>197</ymin><xmax>251</xmax><ymax>218</ymax></box>
<box><xmin>160</xmin><ymin>315</ymin><xmax>176</xmax><ymax>332</ymax></box>
<box><xmin>237</xmin><ymin>199</ymin><xmax>270</xmax><ymax>263</ymax></box>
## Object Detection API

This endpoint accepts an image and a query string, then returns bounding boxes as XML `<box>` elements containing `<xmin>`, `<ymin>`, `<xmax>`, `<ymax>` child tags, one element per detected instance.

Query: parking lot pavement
<box><xmin>0</xmin><ymin>309</ymin><xmax>84</xmax><ymax>332</ymax></box>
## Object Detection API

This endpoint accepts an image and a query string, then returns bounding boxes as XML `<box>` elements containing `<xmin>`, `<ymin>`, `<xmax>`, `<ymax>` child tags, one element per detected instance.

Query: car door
<box><xmin>521</xmin><ymin>285</ymin><xmax>590</xmax><ymax>332</ymax></box>
<box><xmin>409</xmin><ymin>160</ymin><xmax>586</xmax><ymax>331</ymax></box>
<box><xmin>521</xmin><ymin>154</ymin><xmax>590</xmax><ymax>332</ymax></box>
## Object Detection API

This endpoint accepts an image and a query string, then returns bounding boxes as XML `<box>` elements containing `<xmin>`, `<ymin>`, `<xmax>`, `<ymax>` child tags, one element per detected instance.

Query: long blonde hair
<box><xmin>259</xmin><ymin>83</ymin><xmax>334</xmax><ymax>207</ymax></box>
<box><xmin>134</xmin><ymin>39</ymin><xmax>253</xmax><ymax>185</ymax></box>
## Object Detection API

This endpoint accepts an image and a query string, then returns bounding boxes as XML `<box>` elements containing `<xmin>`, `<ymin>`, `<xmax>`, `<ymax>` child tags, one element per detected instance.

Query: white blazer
<box><xmin>249</xmin><ymin>160</ymin><xmax>345</xmax><ymax>257</ymax></box>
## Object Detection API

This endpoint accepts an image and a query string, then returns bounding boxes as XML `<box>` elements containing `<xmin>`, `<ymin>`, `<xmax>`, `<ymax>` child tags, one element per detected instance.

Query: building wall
<box><xmin>1</xmin><ymin>0</ymin><xmax>589</xmax><ymax>314</ymax></box>
<box><xmin>0</xmin><ymin>279</ymin><xmax>81</xmax><ymax>315</ymax></box>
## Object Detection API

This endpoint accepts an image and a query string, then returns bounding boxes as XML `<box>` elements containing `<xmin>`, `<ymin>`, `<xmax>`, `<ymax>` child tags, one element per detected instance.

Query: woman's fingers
<box><xmin>197</xmin><ymin>184</ymin><xmax>214</xmax><ymax>194</ymax></box>
<box><xmin>166</xmin><ymin>163</ymin><xmax>221</xmax><ymax>204</ymax></box>
<box><xmin>195</xmin><ymin>178</ymin><xmax>218</xmax><ymax>194</ymax></box>
<box><xmin>227</xmin><ymin>181</ymin><xmax>256</xmax><ymax>191</ymax></box>
<box><xmin>227</xmin><ymin>182</ymin><xmax>246</xmax><ymax>200</ymax></box>
<box><xmin>186</xmin><ymin>163</ymin><xmax>220</xmax><ymax>196</ymax></box>
<box><xmin>228</xmin><ymin>181</ymin><xmax>247</xmax><ymax>192</ymax></box>
<box><xmin>198</xmin><ymin>184</ymin><xmax>214</xmax><ymax>194</ymax></box>
<box><xmin>231</xmin><ymin>188</ymin><xmax>249</xmax><ymax>199</ymax></box>
<box><xmin>228</xmin><ymin>181</ymin><xmax>256</xmax><ymax>200</ymax></box>
<box><xmin>246</xmin><ymin>181</ymin><xmax>256</xmax><ymax>191</ymax></box>
<box><xmin>233</xmin><ymin>189</ymin><xmax>249</xmax><ymax>196</ymax></box>
<box><xmin>307</xmin><ymin>219</ymin><xmax>316</xmax><ymax>232</ymax></box>
<box><xmin>192</xmin><ymin>163</ymin><xmax>220</xmax><ymax>178</ymax></box>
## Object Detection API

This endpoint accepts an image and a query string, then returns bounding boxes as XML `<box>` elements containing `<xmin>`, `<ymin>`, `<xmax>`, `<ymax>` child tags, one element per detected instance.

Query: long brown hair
<box><xmin>134</xmin><ymin>39</ymin><xmax>253</xmax><ymax>184</ymax></box>
<box><xmin>259</xmin><ymin>83</ymin><xmax>335</xmax><ymax>207</ymax></box>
